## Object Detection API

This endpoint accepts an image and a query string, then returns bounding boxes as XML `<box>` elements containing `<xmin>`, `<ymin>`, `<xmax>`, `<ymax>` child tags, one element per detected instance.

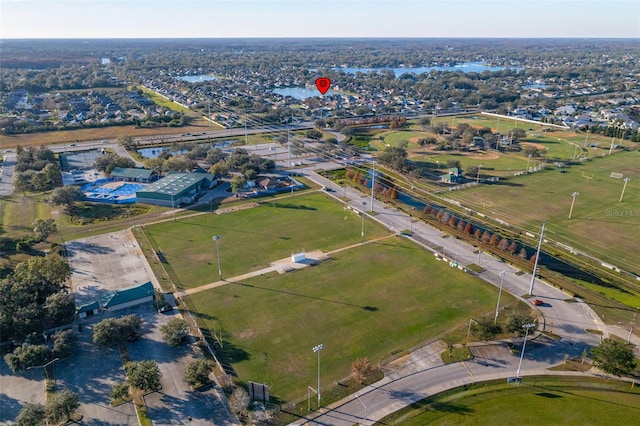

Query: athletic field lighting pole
<box><xmin>528</xmin><ymin>223</ymin><xmax>546</xmax><ymax>296</ymax></box>
<box><xmin>494</xmin><ymin>271</ymin><xmax>506</xmax><ymax>323</ymax></box>
<box><xmin>568</xmin><ymin>192</ymin><xmax>579</xmax><ymax>219</ymax></box>
<box><xmin>361</xmin><ymin>202</ymin><xmax>366</xmax><ymax>243</ymax></box>
<box><xmin>313</xmin><ymin>344</ymin><xmax>323</xmax><ymax>407</ymax></box>
<box><xmin>370</xmin><ymin>161</ymin><xmax>376</xmax><ymax>212</ymax></box>
<box><xmin>516</xmin><ymin>323</ymin><xmax>537</xmax><ymax>379</ymax></box>
<box><xmin>212</xmin><ymin>235</ymin><xmax>222</xmax><ymax>280</ymax></box>
<box><xmin>619</xmin><ymin>177</ymin><xmax>630</xmax><ymax>202</ymax></box>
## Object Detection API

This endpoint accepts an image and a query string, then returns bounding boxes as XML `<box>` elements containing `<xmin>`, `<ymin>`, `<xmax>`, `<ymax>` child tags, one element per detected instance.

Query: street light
<box><xmin>516</xmin><ymin>323</ymin><xmax>537</xmax><ymax>379</ymax></box>
<box><xmin>568</xmin><ymin>192</ymin><xmax>579</xmax><ymax>219</ymax></box>
<box><xmin>313</xmin><ymin>344</ymin><xmax>323</xmax><ymax>407</ymax></box>
<box><xmin>528</xmin><ymin>222</ymin><xmax>546</xmax><ymax>296</ymax></box>
<box><xmin>212</xmin><ymin>235</ymin><xmax>222</xmax><ymax>280</ymax></box>
<box><xmin>628</xmin><ymin>312</ymin><xmax>637</xmax><ymax>344</ymax></box>
<box><xmin>27</xmin><ymin>357</ymin><xmax>60</xmax><ymax>389</ymax></box>
<box><xmin>494</xmin><ymin>271</ymin><xmax>506</xmax><ymax>323</ymax></box>
<box><xmin>619</xmin><ymin>177</ymin><xmax>630</xmax><ymax>202</ymax></box>
<box><xmin>370</xmin><ymin>160</ymin><xmax>376</xmax><ymax>213</ymax></box>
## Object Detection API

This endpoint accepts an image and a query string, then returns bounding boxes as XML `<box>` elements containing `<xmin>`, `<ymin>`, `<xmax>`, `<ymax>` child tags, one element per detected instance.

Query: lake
<box><xmin>272</xmin><ymin>87</ymin><xmax>338</xmax><ymax>100</ymax></box>
<box><xmin>176</xmin><ymin>75</ymin><xmax>219</xmax><ymax>83</ymax></box>
<box><xmin>334</xmin><ymin>62</ymin><xmax>514</xmax><ymax>76</ymax></box>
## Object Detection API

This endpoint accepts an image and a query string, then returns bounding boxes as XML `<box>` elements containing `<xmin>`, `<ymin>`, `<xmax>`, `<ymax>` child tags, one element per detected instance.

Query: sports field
<box><xmin>443</xmin><ymin>149</ymin><xmax>640</xmax><ymax>273</ymax></box>
<box><xmin>185</xmin><ymin>236</ymin><xmax>508</xmax><ymax>402</ymax></box>
<box><xmin>141</xmin><ymin>193</ymin><xmax>390</xmax><ymax>289</ymax></box>
<box><xmin>382</xmin><ymin>377</ymin><xmax>640</xmax><ymax>425</ymax></box>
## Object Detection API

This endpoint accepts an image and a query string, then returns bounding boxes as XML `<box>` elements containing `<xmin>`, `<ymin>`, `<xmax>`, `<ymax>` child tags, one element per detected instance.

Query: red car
<box><xmin>532</xmin><ymin>299</ymin><xmax>544</xmax><ymax>306</ymax></box>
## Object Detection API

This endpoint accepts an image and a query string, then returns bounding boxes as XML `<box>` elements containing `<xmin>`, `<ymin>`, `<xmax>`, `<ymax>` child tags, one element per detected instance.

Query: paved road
<box><xmin>288</xmin><ymin>169</ymin><xmax>612</xmax><ymax>425</ymax></box>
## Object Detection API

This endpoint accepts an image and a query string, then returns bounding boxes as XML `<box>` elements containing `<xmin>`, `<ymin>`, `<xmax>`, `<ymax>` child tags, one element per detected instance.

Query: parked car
<box><xmin>532</xmin><ymin>299</ymin><xmax>544</xmax><ymax>306</ymax></box>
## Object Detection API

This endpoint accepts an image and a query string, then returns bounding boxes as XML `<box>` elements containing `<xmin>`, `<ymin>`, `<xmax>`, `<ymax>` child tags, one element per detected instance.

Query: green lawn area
<box><xmin>186</xmin><ymin>236</ymin><xmax>510</xmax><ymax>402</ymax></box>
<box><xmin>381</xmin><ymin>377</ymin><xmax>640</xmax><ymax>425</ymax></box>
<box><xmin>442</xmin><ymin>149</ymin><xmax>640</xmax><ymax>273</ymax></box>
<box><xmin>139</xmin><ymin>86</ymin><xmax>191</xmax><ymax>113</ymax></box>
<box><xmin>140</xmin><ymin>193</ymin><xmax>390</xmax><ymax>289</ymax></box>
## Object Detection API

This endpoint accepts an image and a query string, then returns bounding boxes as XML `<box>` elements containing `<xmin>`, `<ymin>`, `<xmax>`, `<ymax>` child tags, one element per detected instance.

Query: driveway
<box><xmin>55</xmin><ymin>319</ymin><xmax>138</xmax><ymax>425</ymax></box>
<box><xmin>0</xmin><ymin>358</ymin><xmax>45</xmax><ymax>424</ymax></box>
<box><xmin>126</xmin><ymin>304</ymin><xmax>239</xmax><ymax>426</ymax></box>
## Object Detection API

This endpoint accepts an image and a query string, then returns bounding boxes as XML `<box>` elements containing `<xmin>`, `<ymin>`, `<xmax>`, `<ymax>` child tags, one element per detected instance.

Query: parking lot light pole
<box><xmin>516</xmin><ymin>323</ymin><xmax>537</xmax><ymax>379</ymax></box>
<box><xmin>27</xmin><ymin>357</ymin><xmax>60</xmax><ymax>389</ymax></box>
<box><xmin>212</xmin><ymin>235</ymin><xmax>222</xmax><ymax>280</ymax></box>
<box><xmin>568</xmin><ymin>192</ymin><xmax>579</xmax><ymax>219</ymax></box>
<box><xmin>494</xmin><ymin>271</ymin><xmax>506</xmax><ymax>323</ymax></box>
<box><xmin>313</xmin><ymin>344</ymin><xmax>323</xmax><ymax>407</ymax></box>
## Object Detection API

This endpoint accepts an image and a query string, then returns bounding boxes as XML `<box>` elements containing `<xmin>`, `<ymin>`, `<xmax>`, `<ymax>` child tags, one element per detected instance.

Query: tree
<box><xmin>505</xmin><ymin>313</ymin><xmax>536</xmax><ymax>337</ymax></box>
<box><xmin>4</xmin><ymin>343</ymin><xmax>51</xmax><ymax>372</ymax></box>
<box><xmin>590</xmin><ymin>339</ymin><xmax>636</xmax><ymax>376</ymax></box>
<box><xmin>46</xmin><ymin>390</ymin><xmax>79</xmax><ymax>425</ymax></box>
<box><xmin>160</xmin><ymin>317</ymin><xmax>190</xmax><ymax>346</ymax></box>
<box><xmin>228</xmin><ymin>387</ymin><xmax>250</xmax><ymax>417</ymax></box>
<box><xmin>466</xmin><ymin>165</ymin><xmax>479</xmax><ymax>177</ymax></box>
<box><xmin>464</xmin><ymin>222</ymin><xmax>474</xmax><ymax>235</ymax></box>
<box><xmin>116</xmin><ymin>135</ymin><xmax>135</xmax><ymax>150</ymax></box>
<box><xmin>163</xmin><ymin>156</ymin><xmax>196</xmax><ymax>172</ymax></box>
<box><xmin>489</xmin><ymin>233</ymin><xmax>500</xmax><ymax>247</ymax></box>
<box><xmin>230</xmin><ymin>175</ymin><xmax>247</xmax><ymax>193</ymax></box>
<box><xmin>481</xmin><ymin>230</ymin><xmax>491</xmax><ymax>244</ymax></box>
<box><xmin>184</xmin><ymin>359</ymin><xmax>213</xmax><ymax>388</ymax></box>
<box><xmin>93</xmin><ymin>314</ymin><xmax>142</xmax><ymax>347</ymax></box>
<box><xmin>48</xmin><ymin>186</ymin><xmax>83</xmax><ymax>207</ymax></box>
<box><xmin>110</xmin><ymin>382</ymin><xmax>130</xmax><ymax>402</ymax></box>
<box><xmin>45</xmin><ymin>292</ymin><xmax>76</xmax><ymax>326</ymax></box>
<box><xmin>126</xmin><ymin>360</ymin><xmax>161</xmax><ymax>392</ymax></box>
<box><xmin>16</xmin><ymin>403</ymin><xmax>45</xmax><ymax>426</ymax></box>
<box><xmin>305</xmin><ymin>129</ymin><xmax>323</xmax><ymax>140</ymax></box>
<box><xmin>351</xmin><ymin>357</ymin><xmax>374</xmax><ymax>384</ymax></box>
<box><xmin>474</xmin><ymin>318</ymin><xmax>502</xmax><ymax>341</ymax></box>
<box><xmin>51</xmin><ymin>329</ymin><xmax>77</xmax><ymax>358</ymax></box>
<box><xmin>33</xmin><ymin>218</ymin><xmax>57</xmax><ymax>242</ymax></box>
<box><xmin>94</xmin><ymin>152</ymin><xmax>135</xmax><ymax>174</ymax></box>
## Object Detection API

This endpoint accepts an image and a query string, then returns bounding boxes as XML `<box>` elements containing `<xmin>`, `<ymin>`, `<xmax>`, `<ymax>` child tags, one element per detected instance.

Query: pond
<box><xmin>137</xmin><ymin>140</ymin><xmax>235</xmax><ymax>158</ymax></box>
<box><xmin>175</xmin><ymin>75</ymin><xmax>219</xmax><ymax>83</ymax></box>
<box><xmin>334</xmin><ymin>62</ymin><xmax>516</xmax><ymax>76</ymax></box>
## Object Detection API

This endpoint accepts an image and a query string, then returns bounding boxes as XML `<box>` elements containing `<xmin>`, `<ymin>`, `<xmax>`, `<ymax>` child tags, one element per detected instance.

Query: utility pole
<box><xmin>568</xmin><ymin>192</ymin><xmax>579</xmax><ymax>219</ymax></box>
<box><xmin>516</xmin><ymin>323</ymin><xmax>537</xmax><ymax>379</ymax></box>
<box><xmin>495</xmin><ymin>271</ymin><xmax>506</xmax><ymax>323</ymax></box>
<box><xmin>313</xmin><ymin>344</ymin><xmax>323</xmax><ymax>407</ymax></box>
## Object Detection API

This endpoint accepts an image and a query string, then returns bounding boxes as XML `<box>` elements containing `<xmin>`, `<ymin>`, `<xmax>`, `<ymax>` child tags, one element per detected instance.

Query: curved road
<box><xmin>289</xmin><ymin>166</ymin><xmax>610</xmax><ymax>425</ymax></box>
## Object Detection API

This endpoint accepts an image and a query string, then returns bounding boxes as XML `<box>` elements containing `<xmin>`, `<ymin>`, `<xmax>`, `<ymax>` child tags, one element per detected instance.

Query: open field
<box><xmin>185</xmin><ymin>236</ymin><xmax>510</xmax><ymax>402</ymax></box>
<box><xmin>139</xmin><ymin>192</ymin><xmax>390</xmax><ymax>289</ymax></box>
<box><xmin>442</xmin><ymin>149</ymin><xmax>640</xmax><ymax>273</ymax></box>
<box><xmin>381</xmin><ymin>376</ymin><xmax>640</xmax><ymax>425</ymax></box>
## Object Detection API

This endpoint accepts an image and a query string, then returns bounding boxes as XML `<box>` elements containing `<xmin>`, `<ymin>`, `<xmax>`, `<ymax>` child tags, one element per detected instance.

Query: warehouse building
<box><xmin>110</xmin><ymin>167</ymin><xmax>157</xmax><ymax>183</ymax></box>
<box><xmin>135</xmin><ymin>172</ymin><xmax>218</xmax><ymax>207</ymax></box>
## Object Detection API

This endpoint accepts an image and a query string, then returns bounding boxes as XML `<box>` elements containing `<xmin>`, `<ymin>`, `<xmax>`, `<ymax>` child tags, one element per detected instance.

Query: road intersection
<box><xmin>287</xmin><ymin>168</ymin><xmax>622</xmax><ymax>425</ymax></box>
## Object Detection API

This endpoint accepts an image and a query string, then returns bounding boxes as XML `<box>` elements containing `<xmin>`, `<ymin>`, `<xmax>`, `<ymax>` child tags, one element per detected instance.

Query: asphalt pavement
<box><xmin>287</xmin><ymin>168</ymin><xmax>616</xmax><ymax>425</ymax></box>
<box><xmin>0</xmin><ymin>152</ymin><xmax>16</xmax><ymax>198</ymax></box>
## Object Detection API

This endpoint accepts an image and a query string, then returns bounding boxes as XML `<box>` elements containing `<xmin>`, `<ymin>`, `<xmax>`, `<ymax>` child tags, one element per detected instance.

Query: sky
<box><xmin>1</xmin><ymin>0</ymin><xmax>639</xmax><ymax>39</ymax></box>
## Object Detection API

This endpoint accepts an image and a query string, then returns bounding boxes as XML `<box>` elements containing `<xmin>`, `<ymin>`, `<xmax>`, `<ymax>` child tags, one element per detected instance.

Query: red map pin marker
<box><xmin>315</xmin><ymin>77</ymin><xmax>331</xmax><ymax>95</ymax></box>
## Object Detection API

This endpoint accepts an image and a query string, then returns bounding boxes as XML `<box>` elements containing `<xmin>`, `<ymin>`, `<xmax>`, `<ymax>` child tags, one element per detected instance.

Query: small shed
<box><xmin>77</xmin><ymin>301</ymin><xmax>100</xmax><ymax>318</ymax></box>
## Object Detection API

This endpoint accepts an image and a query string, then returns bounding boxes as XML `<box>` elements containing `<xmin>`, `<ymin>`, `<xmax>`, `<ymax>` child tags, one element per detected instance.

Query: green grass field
<box><xmin>141</xmin><ymin>193</ymin><xmax>390</xmax><ymax>289</ymax></box>
<box><xmin>442</xmin><ymin>149</ymin><xmax>640</xmax><ymax>273</ymax></box>
<box><xmin>186</xmin><ymin>236</ymin><xmax>510</xmax><ymax>402</ymax></box>
<box><xmin>381</xmin><ymin>377</ymin><xmax>640</xmax><ymax>425</ymax></box>
<box><xmin>139</xmin><ymin>86</ymin><xmax>192</xmax><ymax>114</ymax></box>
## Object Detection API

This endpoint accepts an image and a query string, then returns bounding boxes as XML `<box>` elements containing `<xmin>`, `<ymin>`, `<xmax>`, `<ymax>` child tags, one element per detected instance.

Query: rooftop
<box><xmin>137</xmin><ymin>172</ymin><xmax>214</xmax><ymax>197</ymax></box>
